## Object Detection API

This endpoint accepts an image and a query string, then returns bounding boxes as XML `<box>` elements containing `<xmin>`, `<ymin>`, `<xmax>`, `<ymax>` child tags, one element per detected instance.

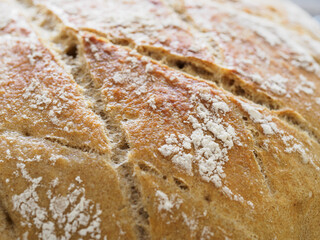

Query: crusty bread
<box><xmin>1</xmin><ymin>0</ymin><xmax>320</xmax><ymax>239</ymax></box>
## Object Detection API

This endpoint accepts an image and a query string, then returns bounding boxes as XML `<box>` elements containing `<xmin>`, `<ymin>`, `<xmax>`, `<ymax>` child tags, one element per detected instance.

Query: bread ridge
<box><xmin>24</xmin><ymin>0</ymin><xmax>320</xmax><ymax>145</ymax></box>
<box><xmin>1</xmin><ymin>0</ymin><xmax>320</xmax><ymax>239</ymax></box>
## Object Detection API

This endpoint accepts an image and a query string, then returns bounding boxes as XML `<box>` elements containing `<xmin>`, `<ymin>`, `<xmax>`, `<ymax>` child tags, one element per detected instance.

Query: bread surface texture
<box><xmin>0</xmin><ymin>0</ymin><xmax>320</xmax><ymax>239</ymax></box>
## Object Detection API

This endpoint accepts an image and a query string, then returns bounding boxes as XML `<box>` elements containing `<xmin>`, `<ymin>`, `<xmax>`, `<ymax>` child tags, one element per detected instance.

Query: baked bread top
<box><xmin>0</xmin><ymin>0</ymin><xmax>320</xmax><ymax>239</ymax></box>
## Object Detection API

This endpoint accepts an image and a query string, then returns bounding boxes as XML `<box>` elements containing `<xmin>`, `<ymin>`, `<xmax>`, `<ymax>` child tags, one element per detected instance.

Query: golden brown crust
<box><xmin>0</xmin><ymin>2</ymin><xmax>109</xmax><ymax>153</ymax></box>
<box><xmin>167</xmin><ymin>0</ymin><xmax>320</xmax><ymax>61</ymax></box>
<box><xmin>81</xmin><ymin>34</ymin><xmax>320</xmax><ymax>239</ymax></box>
<box><xmin>1</xmin><ymin>0</ymin><xmax>320</xmax><ymax>239</ymax></box>
<box><xmin>179</xmin><ymin>0</ymin><xmax>320</xmax><ymax>140</ymax></box>
<box><xmin>31</xmin><ymin>0</ymin><xmax>320</xmax><ymax>142</ymax></box>
<box><xmin>0</xmin><ymin>132</ymin><xmax>136</xmax><ymax>239</ymax></box>
<box><xmin>0</xmin><ymin>207</ymin><xmax>15</xmax><ymax>240</ymax></box>
<box><xmin>32</xmin><ymin>0</ymin><xmax>220</xmax><ymax>63</ymax></box>
<box><xmin>208</xmin><ymin>0</ymin><xmax>320</xmax><ymax>40</ymax></box>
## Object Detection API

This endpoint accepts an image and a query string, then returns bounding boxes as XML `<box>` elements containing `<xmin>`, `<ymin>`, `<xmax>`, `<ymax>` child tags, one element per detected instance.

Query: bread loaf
<box><xmin>1</xmin><ymin>0</ymin><xmax>320</xmax><ymax>239</ymax></box>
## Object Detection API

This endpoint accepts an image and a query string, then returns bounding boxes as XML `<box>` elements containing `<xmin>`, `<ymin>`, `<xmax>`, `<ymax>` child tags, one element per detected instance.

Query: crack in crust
<box><xmin>36</xmin><ymin>21</ymin><xmax>151</xmax><ymax>238</ymax></box>
<box><xmin>252</xmin><ymin>150</ymin><xmax>274</xmax><ymax>195</ymax></box>
<box><xmin>76</xmin><ymin>49</ymin><xmax>151</xmax><ymax>240</ymax></box>
<box><xmin>0</xmin><ymin>2</ymin><xmax>149</xmax><ymax>238</ymax></box>
<box><xmin>17</xmin><ymin>0</ymin><xmax>320</xmax><ymax>147</ymax></box>
<box><xmin>162</xmin><ymin>0</ymin><xmax>320</xmax><ymax>144</ymax></box>
<box><xmin>3</xmin><ymin>0</ymin><xmax>320</xmax><ymax>239</ymax></box>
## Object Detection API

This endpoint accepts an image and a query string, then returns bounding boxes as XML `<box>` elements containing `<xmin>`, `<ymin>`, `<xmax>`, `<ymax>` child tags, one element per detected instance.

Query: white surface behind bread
<box><xmin>292</xmin><ymin>0</ymin><xmax>320</xmax><ymax>16</ymax></box>
<box><xmin>0</xmin><ymin>0</ymin><xmax>320</xmax><ymax>239</ymax></box>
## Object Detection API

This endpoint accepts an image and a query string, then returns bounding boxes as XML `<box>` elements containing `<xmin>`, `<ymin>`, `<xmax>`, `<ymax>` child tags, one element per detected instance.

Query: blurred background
<box><xmin>292</xmin><ymin>0</ymin><xmax>320</xmax><ymax>20</ymax></box>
